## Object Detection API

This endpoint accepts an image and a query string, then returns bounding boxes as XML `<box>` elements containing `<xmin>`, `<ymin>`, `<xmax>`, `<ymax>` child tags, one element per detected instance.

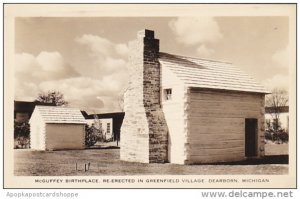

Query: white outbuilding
<box><xmin>29</xmin><ymin>106</ymin><xmax>86</xmax><ymax>150</ymax></box>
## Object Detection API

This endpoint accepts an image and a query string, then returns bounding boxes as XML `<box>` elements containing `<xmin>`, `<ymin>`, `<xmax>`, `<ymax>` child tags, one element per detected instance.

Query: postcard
<box><xmin>3</xmin><ymin>3</ymin><xmax>296</xmax><ymax>188</ymax></box>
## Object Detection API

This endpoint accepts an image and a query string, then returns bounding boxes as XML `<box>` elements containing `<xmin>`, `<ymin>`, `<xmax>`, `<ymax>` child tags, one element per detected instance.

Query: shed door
<box><xmin>245</xmin><ymin>118</ymin><xmax>258</xmax><ymax>157</ymax></box>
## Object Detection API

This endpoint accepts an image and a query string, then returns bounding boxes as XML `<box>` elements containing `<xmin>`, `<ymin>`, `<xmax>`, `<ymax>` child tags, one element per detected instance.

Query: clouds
<box><xmin>262</xmin><ymin>74</ymin><xmax>289</xmax><ymax>91</ymax></box>
<box><xmin>169</xmin><ymin>17</ymin><xmax>222</xmax><ymax>45</ymax></box>
<box><xmin>196</xmin><ymin>45</ymin><xmax>215</xmax><ymax>57</ymax></box>
<box><xmin>14</xmin><ymin>17</ymin><xmax>290</xmax><ymax>113</ymax></box>
<box><xmin>271</xmin><ymin>46</ymin><xmax>289</xmax><ymax>69</ymax></box>
<box><xmin>75</xmin><ymin>34</ymin><xmax>129</xmax><ymax>78</ymax></box>
<box><xmin>15</xmin><ymin>34</ymin><xmax>129</xmax><ymax>113</ymax></box>
<box><xmin>15</xmin><ymin>51</ymin><xmax>79</xmax><ymax>82</ymax></box>
<box><xmin>169</xmin><ymin>17</ymin><xmax>222</xmax><ymax>57</ymax></box>
<box><xmin>36</xmin><ymin>52</ymin><xmax>65</xmax><ymax>72</ymax></box>
<box><xmin>38</xmin><ymin>77</ymin><xmax>123</xmax><ymax>112</ymax></box>
<box><xmin>76</xmin><ymin>34</ymin><xmax>128</xmax><ymax>58</ymax></box>
<box><xmin>74</xmin><ymin>34</ymin><xmax>129</xmax><ymax>111</ymax></box>
<box><xmin>260</xmin><ymin>46</ymin><xmax>289</xmax><ymax>92</ymax></box>
<box><xmin>14</xmin><ymin>51</ymin><xmax>80</xmax><ymax>102</ymax></box>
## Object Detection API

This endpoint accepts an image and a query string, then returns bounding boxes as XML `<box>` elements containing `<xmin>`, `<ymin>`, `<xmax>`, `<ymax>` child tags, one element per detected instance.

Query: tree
<box><xmin>35</xmin><ymin>90</ymin><xmax>68</xmax><ymax>106</ymax></box>
<box><xmin>265</xmin><ymin>88</ymin><xmax>289</xmax><ymax>131</ymax></box>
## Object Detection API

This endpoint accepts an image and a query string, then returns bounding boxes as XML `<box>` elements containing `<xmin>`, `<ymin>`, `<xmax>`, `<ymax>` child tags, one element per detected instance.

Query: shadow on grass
<box><xmin>201</xmin><ymin>155</ymin><xmax>288</xmax><ymax>165</ymax></box>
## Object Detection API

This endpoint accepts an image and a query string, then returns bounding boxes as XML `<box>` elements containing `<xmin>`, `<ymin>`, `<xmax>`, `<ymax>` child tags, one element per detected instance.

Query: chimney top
<box><xmin>137</xmin><ymin>29</ymin><xmax>155</xmax><ymax>39</ymax></box>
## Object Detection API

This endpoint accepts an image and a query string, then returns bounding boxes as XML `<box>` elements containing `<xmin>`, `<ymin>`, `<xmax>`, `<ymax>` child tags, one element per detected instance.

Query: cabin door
<box><xmin>245</xmin><ymin>118</ymin><xmax>258</xmax><ymax>157</ymax></box>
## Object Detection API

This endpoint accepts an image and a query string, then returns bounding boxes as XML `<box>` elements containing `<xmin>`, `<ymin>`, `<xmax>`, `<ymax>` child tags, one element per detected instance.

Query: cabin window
<box><xmin>164</xmin><ymin>88</ymin><xmax>172</xmax><ymax>101</ymax></box>
<box><xmin>107</xmin><ymin>123</ymin><xmax>111</xmax><ymax>134</ymax></box>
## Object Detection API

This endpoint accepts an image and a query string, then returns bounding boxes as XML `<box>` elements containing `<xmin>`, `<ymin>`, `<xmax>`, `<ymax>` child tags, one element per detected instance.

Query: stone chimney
<box><xmin>120</xmin><ymin>29</ymin><xmax>168</xmax><ymax>163</ymax></box>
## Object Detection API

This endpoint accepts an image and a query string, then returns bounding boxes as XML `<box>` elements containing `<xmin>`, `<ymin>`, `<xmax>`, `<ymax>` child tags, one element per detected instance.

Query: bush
<box><xmin>14</xmin><ymin>121</ymin><xmax>30</xmax><ymax>149</ymax></box>
<box><xmin>264</xmin><ymin>130</ymin><xmax>273</xmax><ymax>141</ymax></box>
<box><xmin>277</xmin><ymin>130</ymin><xmax>289</xmax><ymax>143</ymax></box>
<box><xmin>14</xmin><ymin>120</ymin><xmax>30</xmax><ymax>138</ymax></box>
<box><xmin>264</xmin><ymin>129</ymin><xmax>288</xmax><ymax>143</ymax></box>
<box><xmin>85</xmin><ymin>125</ymin><xmax>103</xmax><ymax>147</ymax></box>
<box><xmin>15</xmin><ymin>136</ymin><xmax>30</xmax><ymax>149</ymax></box>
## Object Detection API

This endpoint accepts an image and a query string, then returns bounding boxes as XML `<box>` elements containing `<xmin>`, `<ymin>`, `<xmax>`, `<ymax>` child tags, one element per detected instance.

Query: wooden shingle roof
<box><xmin>159</xmin><ymin>52</ymin><xmax>269</xmax><ymax>94</ymax></box>
<box><xmin>33</xmin><ymin>106</ymin><xmax>86</xmax><ymax>124</ymax></box>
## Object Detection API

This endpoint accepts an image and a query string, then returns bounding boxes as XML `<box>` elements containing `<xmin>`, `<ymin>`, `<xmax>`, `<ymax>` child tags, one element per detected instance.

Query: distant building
<box><xmin>86</xmin><ymin>118</ymin><xmax>113</xmax><ymax>140</ymax></box>
<box><xmin>265</xmin><ymin>106</ymin><xmax>289</xmax><ymax>132</ymax></box>
<box><xmin>14</xmin><ymin>101</ymin><xmax>54</xmax><ymax>123</ymax></box>
<box><xmin>30</xmin><ymin>106</ymin><xmax>86</xmax><ymax>150</ymax></box>
<box><xmin>83</xmin><ymin>112</ymin><xmax>125</xmax><ymax>142</ymax></box>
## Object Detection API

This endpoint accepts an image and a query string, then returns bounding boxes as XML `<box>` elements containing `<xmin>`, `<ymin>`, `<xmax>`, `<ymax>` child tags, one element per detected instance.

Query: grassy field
<box><xmin>265</xmin><ymin>143</ymin><xmax>288</xmax><ymax>155</ymax></box>
<box><xmin>14</xmin><ymin>143</ymin><xmax>288</xmax><ymax>176</ymax></box>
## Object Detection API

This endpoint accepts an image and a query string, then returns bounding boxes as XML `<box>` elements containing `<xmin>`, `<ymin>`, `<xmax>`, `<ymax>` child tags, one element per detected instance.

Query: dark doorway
<box><xmin>245</xmin><ymin>118</ymin><xmax>258</xmax><ymax>157</ymax></box>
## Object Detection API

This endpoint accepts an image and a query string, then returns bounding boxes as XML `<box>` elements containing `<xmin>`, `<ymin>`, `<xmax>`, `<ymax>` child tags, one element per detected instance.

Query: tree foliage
<box><xmin>14</xmin><ymin>120</ymin><xmax>30</xmax><ymax>139</ymax></box>
<box><xmin>14</xmin><ymin>120</ymin><xmax>30</xmax><ymax>148</ymax></box>
<box><xmin>85</xmin><ymin>125</ymin><xmax>98</xmax><ymax>147</ymax></box>
<box><xmin>85</xmin><ymin>124</ymin><xmax>103</xmax><ymax>147</ymax></box>
<box><xmin>265</xmin><ymin>129</ymin><xmax>289</xmax><ymax>143</ymax></box>
<box><xmin>265</xmin><ymin>88</ymin><xmax>288</xmax><ymax>131</ymax></box>
<box><xmin>35</xmin><ymin>90</ymin><xmax>68</xmax><ymax>106</ymax></box>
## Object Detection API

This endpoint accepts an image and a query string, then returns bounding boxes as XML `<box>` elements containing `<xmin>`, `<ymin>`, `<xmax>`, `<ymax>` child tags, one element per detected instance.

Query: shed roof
<box><xmin>159</xmin><ymin>52</ymin><xmax>269</xmax><ymax>94</ymax></box>
<box><xmin>32</xmin><ymin>106</ymin><xmax>86</xmax><ymax>124</ymax></box>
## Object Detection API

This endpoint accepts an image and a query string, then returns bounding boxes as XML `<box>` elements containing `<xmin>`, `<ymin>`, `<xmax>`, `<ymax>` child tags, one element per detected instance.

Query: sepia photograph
<box><xmin>3</xmin><ymin>4</ymin><xmax>296</xmax><ymax>188</ymax></box>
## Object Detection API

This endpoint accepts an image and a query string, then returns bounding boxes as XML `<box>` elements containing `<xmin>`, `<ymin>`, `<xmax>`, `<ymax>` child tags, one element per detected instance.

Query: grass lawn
<box><xmin>265</xmin><ymin>143</ymin><xmax>288</xmax><ymax>155</ymax></box>
<box><xmin>14</xmin><ymin>143</ymin><xmax>288</xmax><ymax>176</ymax></box>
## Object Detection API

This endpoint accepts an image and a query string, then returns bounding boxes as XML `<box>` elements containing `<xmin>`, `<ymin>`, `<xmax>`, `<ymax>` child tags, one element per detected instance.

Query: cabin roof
<box><xmin>159</xmin><ymin>52</ymin><xmax>269</xmax><ymax>94</ymax></box>
<box><xmin>32</xmin><ymin>106</ymin><xmax>86</xmax><ymax>124</ymax></box>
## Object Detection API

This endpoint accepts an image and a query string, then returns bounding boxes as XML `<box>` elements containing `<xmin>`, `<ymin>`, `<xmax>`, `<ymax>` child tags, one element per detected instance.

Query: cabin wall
<box><xmin>30</xmin><ymin>122</ymin><xmax>46</xmax><ymax>150</ymax></box>
<box><xmin>186</xmin><ymin>89</ymin><xmax>265</xmax><ymax>164</ymax></box>
<box><xmin>161</xmin><ymin>66</ymin><xmax>187</xmax><ymax>164</ymax></box>
<box><xmin>45</xmin><ymin>124</ymin><xmax>85</xmax><ymax>150</ymax></box>
<box><xmin>29</xmin><ymin>111</ymin><xmax>46</xmax><ymax>150</ymax></box>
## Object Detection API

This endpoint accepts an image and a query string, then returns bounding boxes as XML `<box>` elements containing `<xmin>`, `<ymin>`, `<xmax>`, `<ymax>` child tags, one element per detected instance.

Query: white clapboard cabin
<box><xmin>29</xmin><ymin>106</ymin><xmax>86</xmax><ymax>150</ymax></box>
<box><xmin>160</xmin><ymin>52</ymin><xmax>269</xmax><ymax>164</ymax></box>
<box><xmin>121</xmin><ymin>29</ymin><xmax>269</xmax><ymax>164</ymax></box>
<box><xmin>86</xmin><ymin>118</ymin><xmax>113</xmax><ymax>140</ymax></box>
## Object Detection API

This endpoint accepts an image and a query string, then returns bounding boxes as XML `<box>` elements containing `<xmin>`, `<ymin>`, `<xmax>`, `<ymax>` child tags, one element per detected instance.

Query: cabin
<box><xmin>29</xmin><ymin>106</ymin><xmax>86</xmax><ymax>150</ymax></box>
<box><xmin>121</xmin><ymin>29</ymin><xmax>269</xmax><ymax>164</ymax></box>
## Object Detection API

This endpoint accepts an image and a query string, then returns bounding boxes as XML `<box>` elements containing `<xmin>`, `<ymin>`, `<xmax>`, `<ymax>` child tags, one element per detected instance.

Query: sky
<box><xmin>14</xmin><ymin>17</ymin><xmax>289</xmax><ymax>113</ymax></box>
